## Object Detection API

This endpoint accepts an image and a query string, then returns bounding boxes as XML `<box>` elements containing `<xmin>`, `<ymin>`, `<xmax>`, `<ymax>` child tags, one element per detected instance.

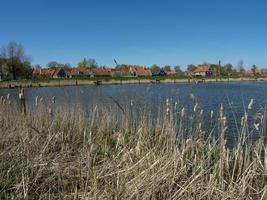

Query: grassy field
<box><xmin>0</xmin><ymin>96</ymin><xmax>266</xmax><ymax>199</ymax></box>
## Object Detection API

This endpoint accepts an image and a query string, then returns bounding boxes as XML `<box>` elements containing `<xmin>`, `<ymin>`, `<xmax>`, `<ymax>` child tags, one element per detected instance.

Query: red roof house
<box><xmin>91</xmin><ymin>68</ymin><xmax>113</xmax><ymax>77</ymax></box>
<box><xmin>129</xmin><ymin>66</ymin><xmax>152</xmax><ymax>77</ymax></box>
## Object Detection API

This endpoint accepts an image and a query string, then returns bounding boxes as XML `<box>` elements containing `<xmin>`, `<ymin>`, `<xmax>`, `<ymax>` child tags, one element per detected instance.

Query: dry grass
<box><xmin>0</xmin><ymin>97</ymin><xmax>266</xmax><ymax>199</ymax></box>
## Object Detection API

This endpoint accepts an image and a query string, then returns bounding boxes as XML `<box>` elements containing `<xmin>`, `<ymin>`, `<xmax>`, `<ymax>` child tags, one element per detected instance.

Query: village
<box><xmin>29</xmin><ymin>64</ymin><xmax>263</xmax><ymax>80</ymax></box>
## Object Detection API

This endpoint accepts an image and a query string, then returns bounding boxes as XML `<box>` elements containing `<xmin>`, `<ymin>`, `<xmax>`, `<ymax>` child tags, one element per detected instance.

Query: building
<box><xmin>91</xmin><ymin>67</ymin><xmax>113</xmax><ymax>77</ymax></box>
<box><xmin>31</xmin><ymin>69</ymin><xmax>41</xmax><ymax>78</ymax></box>
<box><xmin>192</xmin><ymin>65</ymin><xmax>212</xmax><ymax>77</ymax></box>
<box><xmin>240</xmin><ymin>69</ymin><xmax>262</xmax><ymax>76</ymax></box>
<box><xmin>52</xmin><ymin>68</ymin><xmax>67</xmax><ymax>78</ymax></box>
<box><xmin>165</xmin><ymin>71</ymin><xmax>177</xmax><ymax>77</ymax></box>
<box><xmin>67</xmin><ymin>69</ymin><xmax>91</xmax><ymax>78</ymax></box>
<box><xmin>40</xmin><ymin>69</ymin><xmax>56</xmax><ymax>78</ymax></box>
<box><xmin>129</xmin><ymin>66</ymin><xmax>152</xmax><ymax>77</ymax></box>
<box><xmin>112</xmin><ymin>68</ymin><xmax>132</xmax><ymax>77</ymax></box>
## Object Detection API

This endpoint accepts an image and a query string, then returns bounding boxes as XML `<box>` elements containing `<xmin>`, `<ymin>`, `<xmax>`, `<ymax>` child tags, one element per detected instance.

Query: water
<box><xmin>1</xmin><ymin>81</ymin><xmax>267</xmax><ymax>144</ymax></box>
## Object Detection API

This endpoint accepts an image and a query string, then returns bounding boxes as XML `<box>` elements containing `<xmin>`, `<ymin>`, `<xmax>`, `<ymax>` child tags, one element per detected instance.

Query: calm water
<box><xmin>1</xmin><ymin>81</ymin><xmax>267</xmax><ymax>144</ymax></box>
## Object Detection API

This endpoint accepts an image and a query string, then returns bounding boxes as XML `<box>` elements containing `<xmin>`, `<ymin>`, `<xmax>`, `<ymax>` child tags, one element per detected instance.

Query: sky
<box><xmin>0</xmin><ymin>0</ymin><xmax>267</xmax><ymax>69</ymax></box>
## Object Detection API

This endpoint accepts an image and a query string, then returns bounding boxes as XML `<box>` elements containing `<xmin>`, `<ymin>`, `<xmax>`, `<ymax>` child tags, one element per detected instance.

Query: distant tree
<box><xmin>224</xmin><ymin>64</ymin><xmax>233</xmax><ymax>75</ymax></box>
<box><xmin>116</xmin><ymin>64</ymin><xmax>130</xmax><ymax>71</ymax></box>
<box><xmin>174</xmin><ymin>65</ymin><xmax>183</xmax><ymax>75</ymax></box>
<box><xmin>77</xmin><ymin>58</ymin><xmax>98</xmax><ymax>70</ymax></box>
<box><xmin>209</xmin><ymin>64</ymin><xmax>218</xmax><ymax>76</ymax></box>
<box><xmin>187</xmin><ymin>64</ymin><xmax>196</xmax><ymax>72</ymax></box>
<box><xmin>251</xmin><ymin>64</ymin><xmax>257</xmax><ymax>71</ymax></box>
<box><xmin>150</xmin><ymin>64</ymin><xmax>160</xmax><ymax>71</ymax></box>
<box><xmin>261</xmin><ymin>68</ymin><xmax>267</xmax><ymax>75</ymax></box>
<box><xmin>47</xmin><ymin>61</ymin><xmax>58</xmax><ymax>69</ymax></box>
<box><xmin>0</xmin><ymin>42</ymin><xmax>31</xmax><ymax>80</ymax></box>
<box><xmin>34</xmin><ymin>64</ymin><xmax>42</xmax><ymax>69</ymax></box>
<box><xmin>0</xmin><ymin>58</ymin><xmax>6</xmax><ymax>80</ymax></box>
<box><xmin>62</xmin><ymin>63</ymin><xmax>72</xmax><ymax>71</ymax></box>
<box><xmin>163</xmin><ymin>65</ymin><xmax>171</xmax><ymax>72</ymax></box>
<box><xmin>57</xmin><ymin>63</ymin><xmax>72</xmax><ymax>70</ymax></box>
<box><xmin>237</xmin><ymin>59</ymin><xmax>244</xmax><ymax>72</ymax></box>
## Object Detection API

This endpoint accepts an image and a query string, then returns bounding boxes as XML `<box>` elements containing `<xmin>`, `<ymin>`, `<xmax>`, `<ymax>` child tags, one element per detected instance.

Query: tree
<box><xmin>163</xmin><ymin>65</ymin><xmax>171</xmax><ymax>72</ymax></box>
<box><xmin>237</xmin><ymin>59</ymin><xmax>244</xmax><ymax>72</ymax></box>
<box><xmin>47</xmin><ymin>61</ymin><xmax>58</xmax><ymax>69</ymax></box>
<box><xmin>115</xmin><ymin>64</ymin><xmax>130</xmax><ymax>71</ymax></box>
<box><xmin>77</xmin><ymin>58</ymin><xmax>88</xmax><ymax>70</ymax></box>
<box><xmin>150</xmin><ymin>64</ymin><xmax>160</xmax><ymax>71</ymax></box>
<box><xmin>0</xmin><ymin>42</ymin><xmax>31</xmax><ymax>80</ymax></box>
<box><xmin>251</xmin><ymin>64</ymin><xmax>257</xmax><ymax>71</ymax></box>
<box><xmin>187</xmin><ymin>64</ymin><xmax>196</xmax><ymax>72</ymax></box>
<box><xmin>77</xmin><ymin>58</ymin><xmax>98</xmax><ymax>70</ymax></box>
<box><xmin>34</xmin><ymin>64</ymin><xmax>42</xmax><ymax>69</ymax></box>
<box><xmin>224</xmin><ymin>64</ymin><xmax>233</xmax><ymax>75</ymax></box>
<box><xmin>261</xmin><ymin>68</ymin><xmax>267</xmax><ymax>75</ymax></box>
<box><xmin>87</xmin><ymin>58</ymin><xmax>98</xmax><ymax>68</ymax></box>
<box><xmin>174</xmin><ymin>65</ymin><xmax>183</xmax><ymax>75</ymax></box>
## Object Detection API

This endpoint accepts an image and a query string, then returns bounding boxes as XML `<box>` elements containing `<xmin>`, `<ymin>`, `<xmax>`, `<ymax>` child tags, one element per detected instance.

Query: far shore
<box><xmin>0</xmin><ymin>76</ymin><xmax>266</xmax><ymax>89</ymax></box>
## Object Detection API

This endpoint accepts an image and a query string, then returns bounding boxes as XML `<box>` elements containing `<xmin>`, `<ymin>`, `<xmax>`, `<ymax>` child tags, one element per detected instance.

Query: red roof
<box><xmin>130</xmin><ymin>66</ymin><xmax>152</xmax><ymax>76</ymax></box>
<box><xmin>241</xmin><ymin>69</ymin><xmax>261</xmax><ymax>75</ymax></box>
<box><xmin>31</xmin><ymin>69</ymin><xmax>41</xmax><ymax>77</ymax></box>
<box><xmin>91</xmin><ymin>68</ymin><xmax>113</xmax><ymax>76</ymax></box>
<box><xmin>166</xmin><ymin>71</ymin><xmax>177</xmax><ymax>76</ymax></box>
<box><xmin>41</xmin><ymin>69</ymin><xmax>56</xmax><ymax>77</ymax></box>
<box><xmin>193</xmin><ymin>65</ymin><xmax>209</xmax><ymax>73</ymax></box>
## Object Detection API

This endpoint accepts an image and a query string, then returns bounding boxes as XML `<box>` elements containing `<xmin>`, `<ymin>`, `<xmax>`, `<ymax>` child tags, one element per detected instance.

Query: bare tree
<box><xmin>237</xmin><ymin>59</ymin><xmax>244</xmax><ymax>72</ymax></box>
<box><xmin>174</xmin><ymin>65</ymin><xmax>183</xmax><ymax>74</ymax></box>
<box><xmin>1</xmin><ymin>42</ymin><xmax>30</xmax><ymax>80</ymax></box>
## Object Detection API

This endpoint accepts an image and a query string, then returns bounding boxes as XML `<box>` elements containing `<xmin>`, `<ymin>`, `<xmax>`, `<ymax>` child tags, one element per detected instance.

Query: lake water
<box><xmin>1</xmin><ymin>81</ymin><xmax>267</xmax><ymax>144</ymax></box>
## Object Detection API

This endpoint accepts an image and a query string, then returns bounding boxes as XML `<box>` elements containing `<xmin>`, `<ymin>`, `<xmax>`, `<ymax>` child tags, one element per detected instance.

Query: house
<box><xmin>130</xmin><ymin>66</ymin><xmax>152</xmax><ymax>77</ymax></box>
<box><xmin>41</xmin><ymin>69</ymin><xmax>56</xmax><ymax>78</ymax></box>
<box><xmin>67</xmin><ymin>69</ymin><xmax>92</xmax><ymax>78</ymax></box>
<box><xmin>192</xmin><ymin>65</ymin><xmax>212</xmax><ymax>77</ymax></box>
<box><xmin>240</xmin><ymin>69</ymin><xmax>261</xmax><ymax>76</ymax></box>
<box><xmin>151</xmin><ymin>68</ymin><xmax>166</xmax><ymax>76</ymax></box>
<box><xmin>91</xmin><ymin>67</ymin><xmax>113</xmax><ymax>77</ymax></box>
<box><xmin>165</xmin><ymin>71</ymin><xmax>177</xmax><ymax>77</ymax></box>
<box><xmin>31</xmin><ymin>69</ymin><xmax>41</xmax><ymax>78</ymax></box>
<box><xmin>112</xmin><ymin>68</ymin><xmax>132</xmax><ymax>77</ymax></box>
<box><xmin>52</xmin><ymin>68</ymin><xmax>67</xmax><ymax>78</ymax></box>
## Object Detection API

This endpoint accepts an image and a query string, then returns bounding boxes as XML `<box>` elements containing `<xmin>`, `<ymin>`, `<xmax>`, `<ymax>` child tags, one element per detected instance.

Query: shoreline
<box><xmin>0</xmin><ymin>77</ymin><xmax>266</xmax><ymax>89</ymax></box>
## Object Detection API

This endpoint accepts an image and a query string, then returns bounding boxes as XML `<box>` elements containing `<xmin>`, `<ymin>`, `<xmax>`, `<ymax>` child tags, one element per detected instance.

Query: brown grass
<box><xmin>0</xmin><ymin>98</ymin><xmax>266</xmax><ymax>199</ymax></box>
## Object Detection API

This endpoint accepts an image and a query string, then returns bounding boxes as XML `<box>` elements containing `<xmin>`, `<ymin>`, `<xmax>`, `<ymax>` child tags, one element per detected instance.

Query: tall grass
<box><xmin>0</xmin><ymin>96</ymin><xmax>266</xmax><ymax>199</ymax></box>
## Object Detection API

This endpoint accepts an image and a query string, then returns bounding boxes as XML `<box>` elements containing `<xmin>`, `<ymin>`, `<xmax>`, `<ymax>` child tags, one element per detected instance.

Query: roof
<box><xmin>31</xmin><ymin>69</ymin><xmax>41</xmax><ymax>76</ymax></box>
<box><xmin>53</xmin><ymin>68</ymin><xmax>65</xmax><ymax>76</ymax></box>
<box><xmin>242</xmin><ymin>69</ymin><xmax>261</xmax><ymax>75</ymax></box>
<box><xmin>91</xmin><ymin>67</ymin><xmax>113</xmax><ymax>76</ymax></box>
<box><xmin>193</xmin><ymin>65</ymin><xmax>209</xmax><ymax>73</ymax></box>
<box><xmin>166</xmin><ymin>71</ymin><xmax>177</xmax><ymax>76</ymax></box>
<box><xmin>130</xmin><ymin>66</ymin><xmax>152</xmax><ymax>76</ymax></box>
<box><xmin>41</xmin><ymin>69</ymin><xmax>56</xmax><ymax>77</ymax></box>
<box><xmin>112</xmin><ymin>68</ymin><xmax>131</xmax><ymax>76</ymax></box>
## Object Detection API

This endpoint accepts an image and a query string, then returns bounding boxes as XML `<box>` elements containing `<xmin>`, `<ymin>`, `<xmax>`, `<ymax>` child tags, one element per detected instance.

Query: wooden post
<box><xmin>19</xmin><ymin>87</ymin><xmax>26</xmax><ymax>115</ymax></box>
<box><xmin>219</xmin><ymin>60</ymin><xmax>222</xmax><ymax>81</ymax></box>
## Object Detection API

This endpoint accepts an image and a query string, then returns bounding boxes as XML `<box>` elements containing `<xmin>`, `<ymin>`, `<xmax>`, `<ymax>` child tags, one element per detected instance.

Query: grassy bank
<box><xmin>0</xmin><ymin>97</ymin><xmax>266</xmax><ymax>199</ymax></box>
<box><xmin>1</xmin><ymin>76</ymin><xmax>267</xmax><ymax>88</ymax></box>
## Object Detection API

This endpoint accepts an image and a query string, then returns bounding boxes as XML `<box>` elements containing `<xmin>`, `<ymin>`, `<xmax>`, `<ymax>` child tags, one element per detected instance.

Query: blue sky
<box><xmin>0</xmin><ymin>0</ymin><xmax>267</xmax><ymax>69</ymax></box>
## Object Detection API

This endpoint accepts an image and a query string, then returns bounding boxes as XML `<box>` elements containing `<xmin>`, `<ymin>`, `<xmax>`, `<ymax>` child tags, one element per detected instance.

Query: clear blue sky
<box><xmin>0</xmin><ymin>0</ymin><xmax>267</xmax><ymax>69</ymax></box>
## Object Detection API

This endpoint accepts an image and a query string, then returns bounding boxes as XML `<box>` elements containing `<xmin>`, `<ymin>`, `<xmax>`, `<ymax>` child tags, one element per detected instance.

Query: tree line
<box><xmin>0</xmin><ymin>42</ymin><xmax>265</xmax><ymax>80</ymax></box>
